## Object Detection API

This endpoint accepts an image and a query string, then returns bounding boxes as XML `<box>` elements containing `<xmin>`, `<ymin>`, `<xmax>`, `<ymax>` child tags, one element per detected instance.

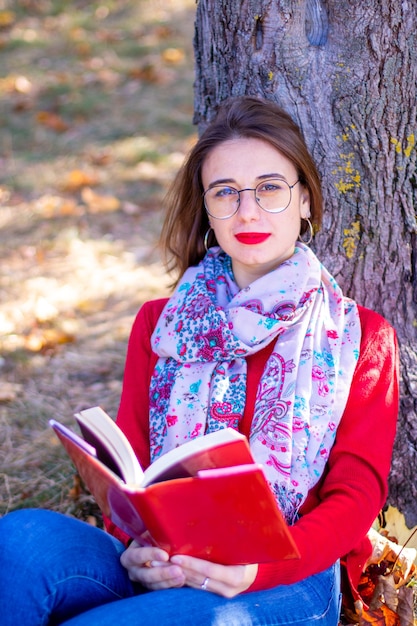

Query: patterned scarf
<box><xmin>149</xmin><ymin>244</ymin><xmax>361</xmax><ymax>521</ymax></box>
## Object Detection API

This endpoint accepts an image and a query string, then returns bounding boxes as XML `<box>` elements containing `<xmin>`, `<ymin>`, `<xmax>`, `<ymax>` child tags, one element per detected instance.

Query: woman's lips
<box><xmin>235</xmin><ymin>232</ymin><xmax>271</xmax><ymax>244</ymax></box>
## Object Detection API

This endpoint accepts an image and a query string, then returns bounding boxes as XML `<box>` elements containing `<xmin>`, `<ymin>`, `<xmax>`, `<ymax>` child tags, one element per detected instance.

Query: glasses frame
<box><xmin>203</xmin><ymin>178</ymin><xmax>300</xmax><ymax>220</ymax></box>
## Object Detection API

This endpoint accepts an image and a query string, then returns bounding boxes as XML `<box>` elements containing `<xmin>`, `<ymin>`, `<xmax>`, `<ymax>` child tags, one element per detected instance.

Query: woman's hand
<box><xmin>170</xmin><ymin>554</ymin><xmax>258</xmax><ymax>598</ymax></box>
<box><xmin>120</xmin><ymin>540</ymin><xmax>186</xmax><ymax>590</ymax></box>
<box><xmin>121</xmin><ymin>542</ymin><xmax>258</xmax><ymax>597</ymax></box>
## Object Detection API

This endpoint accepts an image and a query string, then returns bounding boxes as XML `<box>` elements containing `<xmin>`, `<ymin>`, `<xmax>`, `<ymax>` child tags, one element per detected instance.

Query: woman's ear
<box><xmin>300</xmin><ymin>187</ymin><xmax>311</xmax><ymax>219</ymax></box>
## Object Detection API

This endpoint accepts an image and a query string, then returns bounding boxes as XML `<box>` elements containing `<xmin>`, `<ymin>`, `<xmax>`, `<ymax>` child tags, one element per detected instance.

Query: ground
<box><xmin>0</xmin><ymin>0</ymin><xmax>196</xmax><ymax>521</ymax></box>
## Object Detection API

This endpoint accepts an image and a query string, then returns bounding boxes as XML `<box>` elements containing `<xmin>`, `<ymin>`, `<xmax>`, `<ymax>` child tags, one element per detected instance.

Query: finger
<box><xmin>170</xmin><ymin>556</ymin><xmax>257</xmax><ymax>598</ymax></box>
<box><xmin>121</xmin><ymin>545</ymin><xmax>169</xmax><ymax>569</ymax></box>
<box><xmin>120</xmin><ymin>544</ymin><xmax>182</xmax><ymax>590</ymax></box>
<box><xmin>170</xmin><ymin>555</ymin><xmax>217</xmax><ymax>582</ymax></box>
<box><xmin>186</xmin><ymin>574</ymin><xmax>217</xmax><ymax>594</ymax></box>
<box><xmin>170</xmin><ymin>555</ymin><xmax>218</xmax><ymax>591</ymax></box>
<box><xmin>130</xmin><ymin>561</ymin><xmax>186</xmax><ymax>590</ymax></box>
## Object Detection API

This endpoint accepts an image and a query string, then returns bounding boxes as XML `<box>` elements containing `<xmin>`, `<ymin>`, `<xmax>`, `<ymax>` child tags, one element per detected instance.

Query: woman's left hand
<box><xmin>169</xmin><ymin>554</ymin><xmax>258</xmax><ymax>598</ymax></box>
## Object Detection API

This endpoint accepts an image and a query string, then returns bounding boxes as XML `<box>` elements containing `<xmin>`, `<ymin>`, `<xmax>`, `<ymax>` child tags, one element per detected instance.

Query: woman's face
<box><xmin>201</xmin><ymin>137</ymin><xmax>311</xmax><ymax>289</ymax></box>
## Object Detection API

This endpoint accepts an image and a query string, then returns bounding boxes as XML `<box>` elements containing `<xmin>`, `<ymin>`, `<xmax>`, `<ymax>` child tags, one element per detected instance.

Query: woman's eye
<box><xmin>215</xmin><ymin>186</ymin><xmax>237</xmax><ymax>198</ymax></box>
<box><xmin>259</xmin><ymin>181</ymin><xmax>283</xmax><ymax>192</ymax></box>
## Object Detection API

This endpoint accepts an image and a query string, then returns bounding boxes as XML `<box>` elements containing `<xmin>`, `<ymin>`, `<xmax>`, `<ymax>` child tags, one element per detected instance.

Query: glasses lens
<box><xmin>204</xmin><ymin>185</ymin><xmax>239</xmax><ymax>219</ymax></box>
<box><xmin>255</xmin><ymin>179</ymin><xmax>291</xmax><ymax>213</ymax></box>
<box><xmin>203</xmin><ymin>179</ymin><xmax>293</xmax><ymax>218</ymax></box>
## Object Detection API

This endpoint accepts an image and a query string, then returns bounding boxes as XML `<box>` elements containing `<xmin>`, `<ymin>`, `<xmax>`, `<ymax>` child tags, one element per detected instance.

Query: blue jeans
<box><xmin>0</xmin><ymin>509</ymin><xmax>341</xmax><ymax>625</ymax></box>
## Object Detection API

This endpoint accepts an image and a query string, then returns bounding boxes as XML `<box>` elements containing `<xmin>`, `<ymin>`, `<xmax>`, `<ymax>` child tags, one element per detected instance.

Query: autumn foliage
<box><xmin>342</xmin><ymin>527</ymin><xmax>416</xmax><ymax>626</ymax></box>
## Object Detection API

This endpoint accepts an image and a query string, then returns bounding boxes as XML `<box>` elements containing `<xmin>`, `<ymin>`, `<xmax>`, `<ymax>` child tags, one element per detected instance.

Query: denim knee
<box><xmin>0</xmin><ymin>509</ymin><xmax>133</xmax><ymax>625</ymax></box>
<box><xmin>1</xmin><ymin>508</ymin><xmax>50</xmax><ymax>566</ymax></box>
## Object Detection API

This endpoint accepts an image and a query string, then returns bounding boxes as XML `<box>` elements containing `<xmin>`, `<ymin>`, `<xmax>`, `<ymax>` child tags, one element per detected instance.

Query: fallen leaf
<box><xmin>69</xmin><ymin>474</ymin><xmax>83</xmax><ymax>499</ymax></box>
<box><xmin>360</xmin><ymin>604</ymin><xmax>400</xmax><ymax>626</ymax></box>
<box><xmin>358</xmin><ymin>569</ymin><xmax>378</xmax><ymax>607</ymax></box>
<box><xmin>13</xmin><ymin>99</ymin><xmax>33</xmax><ymax>113</ymax></box>
<box><xmin>128</xmin><ymin>63</ymin><xmax>160</xmax><ymax>83</ymax></box>
<box><xmin>24</xmin><ymin>328</ymin><xmax>75</xmax><ymax>353</ymax></box>
<box><xmin>81</xmin><ymin>187</ymin><xmax>121</xmax><ymax>213</ymax></box>
<box><xmin>0</xmin><ymin>382</ymin><xmax>23</xmax><ymax>403</ymax></box>
<box><xmin>75</xmin><ymin>42</ymin><xmax>92</xmax><ymax>57</ymax></box>
<box><xmin>344</xmin><ymin>528</ymin><xmax>417</xmax><ymax>624</ymax></box>
<box><xmin>381</xmin><ymin>506</ymin><xmax>417</xmax><ymax>554</ymax></box>
<box><xmin>0</xmin><ymin>10</ymin><xmax>15</xmax><ymax>28</ymax></box>
<box><xmin>162</xmin><ymin>47</ymin><xmax>185</xmax><ymax>64</ymax></box>
<box><xmin>369</xmin><ymin>575</ymin><xmax>397</xmax><ymax>613</ymax></box>
<box><xmin>34</xmin><ymin>194</ymin><xmax>84</xmax><ymax>217</ymax></box>
<box><xmin>396</xmin><ymin>586</ymin><xmax>414</xmax><ymax>626</ymax></box>
<box><xmin>36</xmin><ymin>111</ymin><xmax>69</xmax><ymax>133</ymax></box>
<box><xmin>367</xmin><ymin>528</ymin><xmax>417</xmax><ymax>585</ymax></box>
<box><xmin>60</xmin><ymin>170</ymin><xmax>99</xmax><ymax>192</ymax></box>
<box><xmin>0</xmin><ymin>75</ymin><xmax>23</xmax><ymax>93</ymax></box>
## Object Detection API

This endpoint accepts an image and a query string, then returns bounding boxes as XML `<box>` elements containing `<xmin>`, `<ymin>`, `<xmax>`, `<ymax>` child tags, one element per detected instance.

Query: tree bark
<box><xmin>194</xmin><ymin>0</ymin><xmax>417</xmax><ymax>526</ymax></box>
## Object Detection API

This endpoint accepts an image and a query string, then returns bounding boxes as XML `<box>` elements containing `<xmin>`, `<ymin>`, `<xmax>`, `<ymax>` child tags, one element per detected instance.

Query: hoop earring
<box><xmin>298</xmin><ymin>217</ymin><xmax>314</xmax><ymax>245</ymax></box>
<box><xmin>204</xmin><ymin>228</ymin><xmax>213</xmax><ymax>252</ymax></box>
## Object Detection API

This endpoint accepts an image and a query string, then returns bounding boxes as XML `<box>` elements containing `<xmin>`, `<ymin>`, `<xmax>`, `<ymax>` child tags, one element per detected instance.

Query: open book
<box><xmin>50</xmin><ymin>406</ymin><xmax>300</xmax><ymax>565</ymax></box>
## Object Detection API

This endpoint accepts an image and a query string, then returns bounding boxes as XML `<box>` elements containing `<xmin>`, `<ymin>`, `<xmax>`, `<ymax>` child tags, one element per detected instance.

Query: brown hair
<box><xmin>160</xmin><ymin>95</ymin><xmax>323</xmax><ymax>282</ymax></box>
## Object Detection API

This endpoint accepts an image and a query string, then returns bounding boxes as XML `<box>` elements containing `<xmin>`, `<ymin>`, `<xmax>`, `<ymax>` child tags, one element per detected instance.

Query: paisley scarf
<box><xmin>149</xmin><ymin>244</ymin><xmax>361</xmax><ymax>521</ymax></box>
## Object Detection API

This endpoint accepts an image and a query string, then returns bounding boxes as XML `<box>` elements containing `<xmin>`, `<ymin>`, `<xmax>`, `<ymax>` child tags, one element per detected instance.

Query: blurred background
<box><xmin>0</xmin><ymin>0</ymin><xmax>196</xmax><ymax>521</ymax></box>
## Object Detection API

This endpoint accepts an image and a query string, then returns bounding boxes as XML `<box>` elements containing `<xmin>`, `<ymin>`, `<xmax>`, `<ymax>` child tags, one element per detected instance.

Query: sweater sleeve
<box><xmin>248</xmin><ymin>307</ymin><xmax>399</xmax><ymax>591</ymax></box>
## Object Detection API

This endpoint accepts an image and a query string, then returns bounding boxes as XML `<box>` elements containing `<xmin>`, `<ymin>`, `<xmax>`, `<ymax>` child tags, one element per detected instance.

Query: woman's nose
<box><xmin>237</xmin><ymin>189</ymin><xmax>261</xmax><ymax>219</ymax></box>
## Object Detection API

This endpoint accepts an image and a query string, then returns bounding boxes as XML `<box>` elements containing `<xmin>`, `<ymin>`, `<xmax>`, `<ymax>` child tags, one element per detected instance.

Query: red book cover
<box><xmin>120</xmin><ymin>467</ymin><xmax>300</xmax><ymax>564</ymax></box>
<box><xmin>50</xmin><ymin>413</ymin><xmax>300</xmax><ymax>565</ymax></box>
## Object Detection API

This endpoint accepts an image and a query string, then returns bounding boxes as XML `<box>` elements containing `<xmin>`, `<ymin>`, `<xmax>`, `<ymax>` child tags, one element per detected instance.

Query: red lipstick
<box><xmin>235</xmin><ymin>232</ymin><xmax>271</xmax><ymax>244</ymax></box>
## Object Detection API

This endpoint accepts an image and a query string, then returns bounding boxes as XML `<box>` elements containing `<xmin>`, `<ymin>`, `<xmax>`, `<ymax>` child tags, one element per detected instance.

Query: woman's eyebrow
<box><xmin>208</xmin><ymin>173</ymin><xmax>286</xmax><ymax>188</ymax></box>
<box><xmin>257</xmin><ymin>173</ymin><xmax>285</xmax><ymax>180</ymax></box>
<box><xmin>207</xmin><ymin>178</ymin><xmax>236</xmax><ymax>188</ymax></box>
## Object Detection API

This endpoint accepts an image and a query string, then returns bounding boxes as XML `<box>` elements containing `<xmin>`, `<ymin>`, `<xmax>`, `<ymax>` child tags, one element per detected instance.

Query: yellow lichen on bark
<box><xmin>390</xmin><ymin>134</ymin><xmax>415</xmax><ymax>157</ymax></box>
<box><xmin>333</xmin><ymin>152</ymin><xmax>361</xmax><ymax>194</ymax></box>
<box><xmin>342</xmin><ymin>220</ymin><xmax>361</xmax><ymax>259</ymax></box>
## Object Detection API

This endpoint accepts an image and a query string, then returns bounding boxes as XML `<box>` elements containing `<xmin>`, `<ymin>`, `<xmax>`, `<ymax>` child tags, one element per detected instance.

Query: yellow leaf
<box><xmin>61</xmin><ymin>170</ymin><xmax>99</xmax><ymax>192</ymax></box>
<box><xmin>360</xmin><ymin>604</ymin><xmax>400</xmax><ymax>626</ymax></box>
<box><xmin>24</xmin><ymin>328</ymin><xmax>75</xmax><ymax>353</ymax></box>
<box><xmin>162</xmin><ymin>47</ymin><xmax>185</xmax><ymax>64</ymax></box>
<box><xmin>0</xmin><ymin>10</ymin><xmax>15</xmax><ymax>28</ymax></box>
<box><xmin>81</xmin><ymin>187</ymin><xmax>120</xmax><ymax>213</ymax></box>
<box><xmin>34</xmin><ymin>194</ymin><xmax>83</xmax><ymax>217</ymax></box>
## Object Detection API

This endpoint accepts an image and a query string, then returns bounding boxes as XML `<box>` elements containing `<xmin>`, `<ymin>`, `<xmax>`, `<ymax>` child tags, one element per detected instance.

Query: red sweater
<box><xmin>107</xmin><ymin>298</ymin><xmax>399</xmax><ymax>595</ymax></box>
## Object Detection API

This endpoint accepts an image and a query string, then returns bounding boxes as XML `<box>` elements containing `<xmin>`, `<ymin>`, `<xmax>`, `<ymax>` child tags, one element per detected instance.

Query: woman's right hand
<box><xmin>120</xmin><ymin>540</ymin><xmax>186</xmax><ymax>590</ymax></box>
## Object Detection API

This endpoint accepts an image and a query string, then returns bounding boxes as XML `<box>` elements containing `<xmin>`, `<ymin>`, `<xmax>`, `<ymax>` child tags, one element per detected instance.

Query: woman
<box><xmin>0</xmin><ymin>96</ymin><xmax>398</xmax><ymax>625</ymax></box>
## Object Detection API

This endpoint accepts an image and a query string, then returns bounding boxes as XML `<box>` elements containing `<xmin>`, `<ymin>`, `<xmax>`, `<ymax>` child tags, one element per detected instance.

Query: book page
<box><xmin>75</xmin><ymin>407</ymin><xmax>144</xmax><ymax>484</ymax></box>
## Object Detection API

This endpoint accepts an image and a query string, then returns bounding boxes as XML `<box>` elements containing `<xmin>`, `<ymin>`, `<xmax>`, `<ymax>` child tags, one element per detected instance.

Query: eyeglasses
<box><xmin>203</xmin><ymin>178</ymin><xmax>300</xmax><ymax>220</ymax></box>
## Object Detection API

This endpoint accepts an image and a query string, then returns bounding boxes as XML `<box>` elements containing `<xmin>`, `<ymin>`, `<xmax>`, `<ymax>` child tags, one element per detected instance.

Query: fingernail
<box><xmin>170</xmin><ymin>556</ymin><xmax>182</xmax><ymax>565</ymax></box>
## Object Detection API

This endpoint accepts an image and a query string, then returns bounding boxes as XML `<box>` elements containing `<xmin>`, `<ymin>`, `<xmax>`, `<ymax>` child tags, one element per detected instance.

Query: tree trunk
<box><xmin>193</xmin><ymin>0</ymin><xmax>417</xmax><ymax>526</ymax></box>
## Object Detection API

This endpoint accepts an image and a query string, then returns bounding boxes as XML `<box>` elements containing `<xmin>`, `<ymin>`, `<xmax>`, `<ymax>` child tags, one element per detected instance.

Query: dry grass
<box><xmin>0</xmin><ymin>0</ymin><xmax>196</xmax><ymax>520</ymax></box>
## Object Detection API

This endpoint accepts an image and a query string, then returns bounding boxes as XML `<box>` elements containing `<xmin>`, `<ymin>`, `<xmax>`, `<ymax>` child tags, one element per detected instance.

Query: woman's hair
<box><xmin>160</xmin><ymin>95</ymin><xmax>323</xmax><ymax>281</ymax></box>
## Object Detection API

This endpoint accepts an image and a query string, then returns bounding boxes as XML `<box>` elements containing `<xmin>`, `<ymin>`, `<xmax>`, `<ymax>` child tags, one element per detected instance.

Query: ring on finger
<box><xmin>201</xmin><ymin>576</ymin><xmax>210</xmax><ymax>591</ymax></box>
